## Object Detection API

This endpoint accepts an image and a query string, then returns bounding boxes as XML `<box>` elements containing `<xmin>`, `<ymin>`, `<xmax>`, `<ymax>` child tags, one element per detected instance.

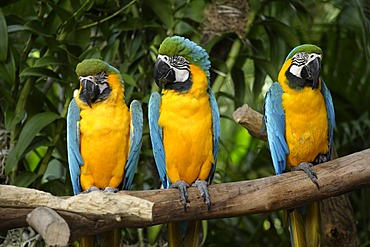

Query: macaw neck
<box><xmin>106</xmin><ymin>73</ymin><xmax>125</xmax><ymax>103</ymax></box>
<box><xmin>161</xmin><ymin>64</ymin><xmax>209</xmax><ymax>98</ymax></box>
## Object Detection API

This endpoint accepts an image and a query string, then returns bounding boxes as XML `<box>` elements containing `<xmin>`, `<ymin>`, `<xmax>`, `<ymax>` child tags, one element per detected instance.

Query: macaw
<box><xmin>262</xmin><ymin>44</ymin><xmax>335</xmax><ymax>247</ymax></box>
<box><xmin>66</xmin><ymin>58</ymin><xmax>143</xmax><ymax>247</ymax></box>
<box><xmin>148</xmin><ymin>36</ymin><xmax>220</xmax><ymax>247</ymax></box>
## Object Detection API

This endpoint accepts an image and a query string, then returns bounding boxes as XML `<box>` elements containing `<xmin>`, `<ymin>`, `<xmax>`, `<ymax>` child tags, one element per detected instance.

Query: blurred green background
<box><xmin>0</xmin><ymin>0</ymin><xmax>369</xmax><ymax>246</ymax></box>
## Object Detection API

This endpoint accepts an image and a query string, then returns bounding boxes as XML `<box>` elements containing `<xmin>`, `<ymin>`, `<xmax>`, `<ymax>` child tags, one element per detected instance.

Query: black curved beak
<box><xmin>79</xmin><ymin>78</ymin><xmax>99</xmax><ymax>108</ymax></box>
<box><xmin>154</xmin><ymin>58</ymin><xmax>175</xmax><ymax>88</ymax></box>
<box><xmin>306</xmin><ymin>57</ymin><xmax>321</xmax><ymax>89</ymax></box>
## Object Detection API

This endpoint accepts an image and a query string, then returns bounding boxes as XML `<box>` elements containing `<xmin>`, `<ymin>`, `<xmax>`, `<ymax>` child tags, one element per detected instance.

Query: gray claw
<box><xmin>292</xmin><ymin>162</ymin><xmax>319</xmax><ymax>188</ymax></box>
<box><xmin>82</xmin><ymin>186</ymin><xmax>100</xmax><ymax>194</ymax></box>
<box><xmin>192</xmin><ymin>179</ymin><xmax>211</xmax><ymax>210</ymax></box>
<box><xmin>103</xmin><ymin>186</ymin><xmax>119</xmax><ymax>193</ymax></box>
<box><xmin>170</xmin><ymin>180</ymin><xmax>190</xmax><ymax>210</ymax></box>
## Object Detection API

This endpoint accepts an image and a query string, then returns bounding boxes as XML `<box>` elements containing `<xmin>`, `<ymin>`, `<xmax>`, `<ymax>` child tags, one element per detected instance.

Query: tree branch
<box><xmin>1</xmin><ymin>148</ymin><xmax>370</xmax><ymax>240</ymax></box>
<box><xmin>26</xmin><ymin>207</ymin><xmax>70</xmax><ymax>246</ymax></box>
<box><xmin>232</xmin><ymin>104</ymin><xmax>266</xmax><ymax>141</ymax></box>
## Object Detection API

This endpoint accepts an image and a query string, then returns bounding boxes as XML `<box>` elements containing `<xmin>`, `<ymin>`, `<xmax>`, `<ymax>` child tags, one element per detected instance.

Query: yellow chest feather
<box><xmin>281</xmin><ymin>86</ymin><xmax>329</xmax><ymax>168</ymax></box>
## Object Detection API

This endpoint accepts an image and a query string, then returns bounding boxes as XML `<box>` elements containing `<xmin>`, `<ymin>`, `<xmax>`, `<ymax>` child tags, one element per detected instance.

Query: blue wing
<box><xmin>321</xmin><ymin>80</ymin><xmax>335</xmax><ymax>160</ymax></box>
<box><xmin>261</xmin><ymin>82</ymin><xmax>289</xmax><ymax>175</ymax></box>
<box><xmin>123</xmin><ymin>100</ymin><xmax>143</xmax><ymax>190</ymax></box>
<box><xmin>66</xmin><ymin>98</ymin><xmax>83</xmax><ymax>195</ymax></box>
<box><xmin>207</xmin><ymin>88</ymin><xmax>220</xmax><ymax>184</ymax></box>
<box><xmin>148</xmin><ymin>92</ymin><xmax>169</xmax><ymax>189</ymax></box>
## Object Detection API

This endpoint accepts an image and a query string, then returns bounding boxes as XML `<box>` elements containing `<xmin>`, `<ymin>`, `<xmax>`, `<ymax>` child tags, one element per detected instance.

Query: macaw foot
<box><xmin>292</xmin><ymin>162</ymin><xmax>319</xmax><ymax>189</ymax></box>
<box><xmin>313</xmin><ymin>153</ymin><xmax>328</xmax><ymax>165</ymax></box>
<box><xmin>170</xmin><ymin>180</ymin><xmax>190</xmax><ymax>210</ymax></box>
<box><xmin>103</xmin><ymin>186</ymin><xmax>119</xmax><ymax>193</ymax></box>
<box><xmin>192</xmin><ymin>179</ymin><xmax>211</xmax><ymax>210</ymax></box>
<box><xmin>82</xmin><ymin>186</ymin><xmax>100</xmax><ymax>194</ymax></box>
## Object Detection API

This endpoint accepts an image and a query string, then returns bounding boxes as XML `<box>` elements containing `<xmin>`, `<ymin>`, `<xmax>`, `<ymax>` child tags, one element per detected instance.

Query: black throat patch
<box><xmin>285</xmin><ymin>70</ymin><xmax>314</xmax><ymax>90</ymax></box>
<box><xmin>164</xmin><ymin>76</ymin><xmax>193</xmax><ymax>93</ymax></box>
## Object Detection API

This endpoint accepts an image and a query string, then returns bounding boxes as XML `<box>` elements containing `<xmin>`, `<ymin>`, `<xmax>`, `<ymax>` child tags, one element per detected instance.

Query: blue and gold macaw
<box><xmin>67</xmin><ymin>58</ymin><xmax>143</xmax><ymax>247</ymax></box>
<box><xmin>148</xmin><ymin>36</ymin><xmax>220</xmax><ymax>247</ymax></box>
<box><xmin>262</xmin><ymin>44</ymin><xmax>335</xmax><ymax>247</ymax></box>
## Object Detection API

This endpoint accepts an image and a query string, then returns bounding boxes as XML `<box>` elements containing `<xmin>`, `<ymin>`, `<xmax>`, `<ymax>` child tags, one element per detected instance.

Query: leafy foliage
<box><xmin>0</xmin><ymin>0</ymin><xmax>369</xmax><ymax>246</ymax></box>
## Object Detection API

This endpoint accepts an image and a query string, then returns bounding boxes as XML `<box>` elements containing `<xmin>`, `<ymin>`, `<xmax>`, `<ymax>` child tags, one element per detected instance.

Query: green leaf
<box><xmin>20</xmin><ymin>67</ymin><xmax>61</xmax><ymax>80</ymax></box>
<box><xmin>24</xmin><ymin>137</ymin><xmax>50</xmax><ymax>172</ymax></box>
<box><xmin>7</xmin><ymin>24</ymin><xmax>33</xmax><ymax>33</ymax></box>
<box><xmin>261</xmin><ymin>18</ymin><xmax>300</xmax><ymax>47</ymax></box>
<box><xmin>5</xmin><ymin>112</ymin><xmax>60</xmax><ymax>175</ymax></box>
<box><xmin>49</xmin><ymin>3</ymin><xmax>73</xmax><ymax>23</ymax></box>
<box><xmin>4</xmin><ymin>109</ymin><xmax>26</xmax><ymax>130</ymax></box>
<box><xmin>122</xmin><ymin>73</ymin><xmax>137</xmax><ymax>87</ymax></box>
<box><xmin>145</xmin><ymin>0</ymin><xmax>174</xmax><ymax>29</ymax></box>
<box><xmin>253</xmin><ymin>57</ymin><xmax>278</xmax><ymax>82</ymax></box>
<box><xmin>174</xmin><ymin>20</ymin><xmax>197</xmax><ymax>35</ymax></box>
<box><xmin>177</xmin><ymin>0</ymin><xmax>205</xmax><ymax>23</ymax></box>
<box><xmin>79</xmin><ymin>47</ymin><xmax>101</xmax><ymax>60</ymax></box>
<box><xmin>231</xmin><ymin>66</ymin><xmax>246</xmax><ymax>108</ymax></box>
<box><xmin>58</xmin><ymin>0</ymin><xmax>94</xmax><ymax>33</ymax></box>
<box><xmin>0</xmin><ymin>46</ymin><xmax>16</xmax><ymax>84</ymax></box>
<box><xmin>102</xmin><ymin>39</ymin><xmax>119</xmax><ymax>62</ymax></box>
<box><xmin>0</xmin><ymin>8</ymin><xmax>8</xmax><ymax>61</ymax></box>
<box><xmin>63</xmin><ymin>28</ymin><xmax>91</xmax><ymax>48</ymax></box>
<box><xmin>34</xmin><ymin>56</ymin><xmax>68</xmax><ymax>67</ymax></box>
<box><xmin>288</xmin><ymin>1</ymin><xmax>313</xmax><ymax>29</ymax></box>
<box><xmin>24</xmin><ymin>19</ymin><xmax>51</xmax><ymax>37</ymax></box>
<box><xmin>13</xmin><ymin>170</ymin><xmax>41</xmax><ymax>187</ymax></box>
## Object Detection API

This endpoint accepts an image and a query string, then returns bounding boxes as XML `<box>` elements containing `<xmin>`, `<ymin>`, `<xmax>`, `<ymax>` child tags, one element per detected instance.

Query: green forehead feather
<box><xmin>76</xmin><ymin>58</ymin><xmax>120</xmax><ymax>77</ymax></box>
<box><xmin>285</xmin><ymin>44</ymin><xmax>323</xmax><ymax>61</ymax></box>
<box><xmin>158</xmin><ymin>36</ymin><xmax>211</xmax><ymax>75</ymax></box>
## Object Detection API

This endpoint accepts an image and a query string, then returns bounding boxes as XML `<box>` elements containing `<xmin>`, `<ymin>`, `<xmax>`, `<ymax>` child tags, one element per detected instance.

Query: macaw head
<box><xmin>75</xmin><ymin>59</ymin><xmax>123</xmax><ymax>107</ymax></box>
<box><xmin>283</xmin><ymin>44</ymin><xmax>323</xmax><ymax>90</ymax></box>
<box><xmin>154</xmin><ymin>35</ymin><xmax>211</xmax><ymax>92</ymax></box>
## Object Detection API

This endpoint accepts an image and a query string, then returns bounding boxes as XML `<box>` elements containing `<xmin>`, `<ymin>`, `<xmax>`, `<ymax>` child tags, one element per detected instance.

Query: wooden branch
<box><xmin>232</xmin><ymin>104</ymin><xmax>266</xmax><ymax>141</ymax></box>
<box><xmin>1</xmin><ymin>148</ymin><xmax>370</xmax><ymax>241</ymax></box>
<box><xmin>26</xmin><ymin>207</ymin><xmax>70</xmax><ymax>246</ymax></box>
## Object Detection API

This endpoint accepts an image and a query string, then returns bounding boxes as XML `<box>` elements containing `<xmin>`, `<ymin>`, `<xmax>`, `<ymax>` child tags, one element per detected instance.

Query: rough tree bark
<box><xmin>233</xmin><ymin>104</ymin><xmax>361</xmax><ymax>246</ymax></box>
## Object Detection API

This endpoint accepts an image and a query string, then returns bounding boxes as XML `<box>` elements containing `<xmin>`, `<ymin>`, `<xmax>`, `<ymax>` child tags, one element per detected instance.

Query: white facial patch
<box><xmin>173</xmin><ymin>66</ymin><xmax>190</xmax><ymax>82</ymax></box>
<box><xmin>289</xmin><ymin>64</ymin><xmax>303</xmax><ymax>77</ymax></box>
<box><xmin>157</xmin><ymin>54</ymin><xmax>190</xmax><ymax>83</ymax></box>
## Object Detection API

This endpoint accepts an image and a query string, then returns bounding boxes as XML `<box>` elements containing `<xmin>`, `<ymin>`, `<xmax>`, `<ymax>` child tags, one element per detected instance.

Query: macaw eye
<box><xmin>171</xmin><ymin>55</ymin><xmax>188</xmax><ymax>66</ymax></box>
<box><xmin>292</xmin><ymin>52</ymin><xmax>308</xmax><ymax>66</ymax></box>
<box><xmin>177</xmin><ymin>56</ymin><xmax>186</xmax><ymax>63</ymax></box>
